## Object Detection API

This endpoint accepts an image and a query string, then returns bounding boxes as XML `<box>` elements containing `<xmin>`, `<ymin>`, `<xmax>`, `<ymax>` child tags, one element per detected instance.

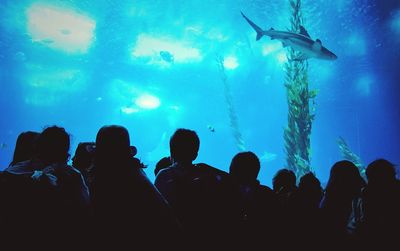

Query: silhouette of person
<box><xmin>229</xmin><ymin>151</ymin><xmax>279</xmax><ymax>248</ymax></box>
<box><xmin>271</xmin><ymin>169</ymin><xmax>298</xmax><ymax>248</ymax></box>
<box><xmin>154</xmin><ymin>156</ymin><xmax>172</xmax><ymax>176</ymax></box>
<box><xmin>155</xmin><ymin>128</ymin><xmax>233</xmax><ymax>246</ymax></box>
<box><xmin>90</xmin><ymin>125</ymin><xmax>180</xmax><ymax>248</ymax></box>
<box><xmin>2</xmin><ymin>126</ymin><xmax>90</xmax><ymax>248</ymax></box>
<box><xmin>72</xmin><ymin>142</ymin><xmax>96</xmax><ymax>192</ymax></box>
<box><xmin>273</xmin><ymin>168</ymin><xmax>297</xmax><ymax>205</ymax></box>
<box><xmin>291</xmin><ymin>172</ymin><xmax>324</xmax><ymax>249</ymax></box>
<box><xmin>319</xmin><ymin>160</ymin><xmax>365</xmax><ymax>248</ymax></box>
<box><xmin>9</xmin><ymin>131</ymin><xmax>39</xmax><ymax>166</ymax></box>
<box><xmin>357</xmin><ymin>159</ymin><xmax>400</xmax><ymax>248</ymax></box>
<box><xmin>295</xmin><ymin>172</ymin><xmax>323</xmax><ymax>212</ymax></box>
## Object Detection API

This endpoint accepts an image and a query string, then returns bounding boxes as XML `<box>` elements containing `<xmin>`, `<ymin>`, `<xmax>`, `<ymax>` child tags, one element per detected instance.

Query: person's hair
<box><xmin>366</xmin><ymin>159</ymin><xmax>397</xmax><ymax>184</ymax></box>
<box><xmin>325</xmin><ymin>160</ymin><xmax>364</xmax><ymax>198</ymax></box>
<box><xmin>154</xmin><ymin>156</ymin><xmax>172</xmax><ymax>176</ymax></box>
<box><xmin>72</xmin><ymin>142</ymin><xmax>96</xmax><ymax>172</ymax></box>
<box><xmin>36</xmin><ymin>126</ymin><xmax>70</xmax><ymax>164</ymax></box>
<box><xmin>10</xmin><ymin>131</ymin><xmax>40</xmax><ymax>166</ymax></box>
<box><xmin>272</xmin><ymin>169</ymin><xmax>296</xmax><ymax>192</ymax></box>
<box><xmin>298</xmin><ymin>172</ymin><xmax>321</xmax><ymax>191</ymax></box>
<box><xmin>229</xmin><ymin>151</ymin><xmax>260</xmax><ymax>182</ymax></box>
<box><xmin>169</xmin><ymin>129</ymin><xmax>200</xmax><ymax>163</ymax></box>
<box><xmin>95</xmin><ymin>125</ymin><xmax>132</xmax><ymax>163</ymax></box>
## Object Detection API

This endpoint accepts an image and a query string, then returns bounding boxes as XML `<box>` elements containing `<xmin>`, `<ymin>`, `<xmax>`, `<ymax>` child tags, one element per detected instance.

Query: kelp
<box><xmin>337</xmin><ymin>136</ymin><xmax>366</xmax><ymax>179</ymax></box>
<box><xmin>283</xmin><ymin>0</ymin><xmax>316</xmax><ymax>180</ymax></box>
<box><xmin>216</xmin><ymin>55</ymin><xmax>246</xmax><ymax>151</ymax></box>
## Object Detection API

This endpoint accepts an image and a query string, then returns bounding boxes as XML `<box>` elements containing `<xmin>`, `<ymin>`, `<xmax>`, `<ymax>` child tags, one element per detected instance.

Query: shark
<box><xmin>241</xmin><ymin>12</ymin><xmax>337</xmax><ymax>61</ymax></box>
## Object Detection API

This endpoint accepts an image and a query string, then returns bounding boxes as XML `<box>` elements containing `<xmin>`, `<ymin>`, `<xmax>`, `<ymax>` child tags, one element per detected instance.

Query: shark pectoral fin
<box><xmin>299</xmin><ymin>25</ymin><xmax>311</xmax><ymax>38</ymax></box>
<box><xmin>292</xmin><ymin>54</ymin><xmax>309</xmax><ymax>61</ymax></box>
<box><xmin>312</xmin><ymin>39</ymin><xmax>322</xmax><ymax>50</ymax></box>
<box><xmin>269</xmin><ymin>28</ymin><xmax>275</xmax><ymax>40</ymax></box>
<box><xmin>281</xmin><ymin>41</ymin><xmax>288</xmax><ymax>47</ymax></box>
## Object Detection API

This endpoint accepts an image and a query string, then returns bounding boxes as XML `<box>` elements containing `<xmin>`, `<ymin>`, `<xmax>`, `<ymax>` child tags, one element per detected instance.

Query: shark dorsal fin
<box><xmin>299</xmin><ymin>25</ymin><xmax>311</xmax><ymax>38</ymax></box>
<box><xmin>312</xmin><ymin>39</ymin><xmax>322</xmax><ymax>50</ymax></box>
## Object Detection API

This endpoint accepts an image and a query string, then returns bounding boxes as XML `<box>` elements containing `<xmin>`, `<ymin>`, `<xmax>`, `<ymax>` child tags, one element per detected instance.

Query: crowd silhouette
<box><xmin>0</xmin><ymin>125</ymin><xmax>399</xmax><ymax>250</ymax></box>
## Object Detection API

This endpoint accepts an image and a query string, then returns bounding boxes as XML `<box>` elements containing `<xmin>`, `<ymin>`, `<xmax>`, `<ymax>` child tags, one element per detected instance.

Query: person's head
<box><xmin>36</xmin><ymin>126</ymin><xmax>70</xmax><ymax>164</ymax></box>
<box><xmin>298</xmin><ymin>172</ymin><xmax>323</xmax><ymax>203</ymax></box>
<box><xmin>169</xmin><ymin>129</ymin><xmax>199</xmax><ymax>164</ymax></box>
<box><xmin>325</xmin><ymin>160</ymin><xmax>364</xmax><ymax>198</ymax></box>
<box><xmin>272</xmin><ymin>169</ymin><xmax>296</xmax><ymax>193</ymax></box>
<box><xmin>10</xmin><ymin>131</ymin><xmax>40</xmax><ymax>166</ymax></box>
<box><xmin>298</xmin><ymin>172</ymin><xmax>321</xmax><ymax>192</ymax></box>
<box><xmin>154</xmin><ymin>156</ymin><xmax>172</xmax><ymax>176</ymax></box>
<box><xmin>366</xmin><ymin>159</ymin><xmax>397</xmax><ymax>185</ymax></box>
<box><xmin>72</xmin><ymin>142</ymin><xmax>96</xmax><ymax>172</ymax></box>
<box><xmin>229</xmin><ymin>151</ymin><xmax>260</xmax><ymax>183</ymax></box>
<box><xmin>95</xmin><ymin>125</ymin><xmax>136</xmax><ymax>164</ymax></box>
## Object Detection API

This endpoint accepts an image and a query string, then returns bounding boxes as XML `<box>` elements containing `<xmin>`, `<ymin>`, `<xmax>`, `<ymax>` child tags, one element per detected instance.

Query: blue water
<box><xmin>0</xmin><ymin>0</ymin><xmax>399</xmax><ymax>185</ymax></box>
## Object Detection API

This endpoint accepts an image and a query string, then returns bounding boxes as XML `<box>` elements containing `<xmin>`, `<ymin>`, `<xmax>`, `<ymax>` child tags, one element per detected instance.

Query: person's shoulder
<box><xmin>392</xmin><ymin>179</ymin><xmax>400</xmax><ymax>194</ymax></box>
<box><xmin>259</xmin><ymin>184</ymin><xmax>274</xmax><ymax>193</ymax></box>
<box><xmin>46</xmin><ymin>164</ymin><xmax>85</xmax><ymax>185</ymax></box>
<box><xmin>256</xmin><ymin>184</ymin><xmax>279</xmax><ymax>207</ymax></box>
<box><xmin>51</xmin><ymin>164</ymin><xmax>81</xmax><ymax>175</ymax></box>
<box><xmin>157</xmin><ymin>165</ymin><xmax>177</xmax><ymax>176</ymax></box>
<box><xmin>196</xmin><ymin>163</ymin><xmax>228</xmax><ymax>177</ymax></box>
<box><xmin>155</xmin><ymin>165</ymin><xmax>178</xmax><ymax>183</ymax></box>
<box><xmin>4</xmin><ymin>160</ymin><xmax>34</xmax><ymax>175</ymax></box>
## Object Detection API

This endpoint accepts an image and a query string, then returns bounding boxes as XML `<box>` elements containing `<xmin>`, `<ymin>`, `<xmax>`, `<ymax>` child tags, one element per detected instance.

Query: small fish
<box><xmin>41</xmin><ymin>38</ymin><xmax>54</xmax><ymax>44</ymax></box>
<box><xmin>160</xmin><ymin>50</ymin><xmax>174</xmax><ymax>63</ymax></box>
<box><xmin>0</xmin><ymin>143</ymin><xmax>7</xmax><ymax>149</ymax></box>
<box><xmin>207</xmin><ymin>125</ymin><xmax>215</xmax><ymax>133</ymax></box>
<box><xmin>60</xmin><ymin>29</ymin><xmax>71</xmax><ymax>35</ymax></box>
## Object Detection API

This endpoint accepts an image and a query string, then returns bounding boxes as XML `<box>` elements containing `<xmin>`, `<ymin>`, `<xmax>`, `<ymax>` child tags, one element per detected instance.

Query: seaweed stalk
<box><xmin>216</xmin><ymin>55</ymin><xmax>246</xmax><ymax>151</ymax></box>
<box><xmin>337</xmin><ymin>137</ymin><xmax>366</xmax><ymax>179</ymax></box>
<box><xmin>283</xmin><ymin>0</ymin><xmax>316</xmax><ymax>180</ymax></box>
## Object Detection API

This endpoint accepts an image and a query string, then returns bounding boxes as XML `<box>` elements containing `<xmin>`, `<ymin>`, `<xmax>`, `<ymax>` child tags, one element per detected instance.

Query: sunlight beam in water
<box><xmin>120</xmin><ymin>106</ymin><xmax>140</xmax><ymax>114</ymax></box>
<box><xmin>110</xmin><ymin>79</ymin><xmax>162</xmax><ymax>114</ymax></box>
<box><xmin>276</xmin><ymin>52</ymin><xmax>288</xmax><ymax>64</ymax></box>
<box><xmin>134</xmin><ymin>94</ymin><xmax>161</xmax><ymax>109</ymax></box>
<box><xmin>131</xmin><ymin>34</ymin><xmax>202</xmax><ymax>65</ymax></box>
<box><xmin>391</xmin><ymin>10</ymin><xmax>400</xmax><ymax>40</ymax></box>
<box><xmin>223</xmin><ymin>56</ymin><xmax>239</xmax><ymax>70</ymax></box>
<box><xmin>262</xmin><ymin>42</ymin><xmax>282</xmax><ymax>55</ymax></box>
<box><xmin>345</xmin><ymin>32</ymin><xmax>367</xmax><ymax>56</ymax></box>
<box><xmin>356</xmin><ymin>75</ymin><xmax>373</xmax><ymax>97</ymax></box>
<box><xmin>26</xmin><ymin>3</ymin><xmax>96</xmax><ymax>54</ymax></box>
<box><xmin>261</xmin><ymin>42</ymin><xmax>287</xmax><ymax>65</ymax></box>
<box><xmin>24</xmin><ymin>65</ymin><xmax>87</xmax><ymax>106</ymax></box>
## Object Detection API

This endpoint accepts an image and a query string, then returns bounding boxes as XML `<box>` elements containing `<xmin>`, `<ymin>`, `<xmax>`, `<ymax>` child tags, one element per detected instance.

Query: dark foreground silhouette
<box><xmin>0</xmin><ymin>125</ymin><xmax>399</xmax><ymax>250</ymax></box>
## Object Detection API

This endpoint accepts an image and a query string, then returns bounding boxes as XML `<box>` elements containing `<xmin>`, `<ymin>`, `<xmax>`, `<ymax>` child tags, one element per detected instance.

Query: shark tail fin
<box><xmin>241</xmin><ymin>12</ymin><xmax>264</xmax><ymax>41</ymax></box>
